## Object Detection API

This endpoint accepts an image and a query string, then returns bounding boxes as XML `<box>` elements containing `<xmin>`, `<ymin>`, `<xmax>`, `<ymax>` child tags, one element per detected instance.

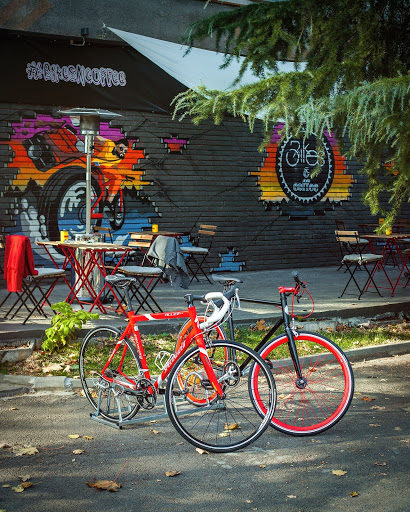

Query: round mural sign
<box><xmin>276</xmin><ymin>133</ymin><xmax>335</xmax><ymax>204</ymax></box>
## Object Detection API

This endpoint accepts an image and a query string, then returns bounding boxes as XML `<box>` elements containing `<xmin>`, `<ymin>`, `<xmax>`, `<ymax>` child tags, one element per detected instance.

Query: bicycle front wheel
<box><xmin>165</xmin><ymin>340</ymin><xmax>276</xmax><ymax>453</ymax></box>
<box><xmin>256</xmin><ymin>331</ymin><xmax>354</xmax><ymax>435</ymax></box>
<box><xmin>79</xmin><ymin>326</ymin><xmax>142</xmax><ymax>422</ymax></box>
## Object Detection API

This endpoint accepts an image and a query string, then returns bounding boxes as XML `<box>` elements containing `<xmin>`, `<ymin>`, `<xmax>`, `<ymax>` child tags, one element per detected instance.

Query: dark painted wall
<box><xmin>2</xmin><ymin>103</ymin><xmax>404</xmax><ymax>272</ymax></box>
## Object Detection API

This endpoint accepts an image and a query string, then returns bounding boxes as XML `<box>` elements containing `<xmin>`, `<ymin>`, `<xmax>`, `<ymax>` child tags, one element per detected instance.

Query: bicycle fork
<box><xmin>281</xmin><ymin>293</ymin><xmax>305</xmax><ymax>387</ymax></box>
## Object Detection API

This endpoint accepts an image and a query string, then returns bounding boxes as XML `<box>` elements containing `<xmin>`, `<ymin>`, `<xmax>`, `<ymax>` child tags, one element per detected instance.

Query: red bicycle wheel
<box><xmin>252</xmin><ymin>331</ymin><xmax>354</xmax><ymax>435</ymax></box>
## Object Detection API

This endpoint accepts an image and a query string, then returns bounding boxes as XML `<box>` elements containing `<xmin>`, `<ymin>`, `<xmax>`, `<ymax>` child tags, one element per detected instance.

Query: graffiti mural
<box><xmin>1</xmin><ymin>114</ymin><xmax>156</xmax><ymax>263</ymax></box>
<box><xmin>253</xmin><ymin>123</ymin><xmax>354</xmax><ymax>207</ymax></box>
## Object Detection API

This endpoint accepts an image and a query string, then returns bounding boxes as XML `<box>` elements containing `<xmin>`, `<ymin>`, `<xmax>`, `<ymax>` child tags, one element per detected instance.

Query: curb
<box><xmin>1</xmin><ymin>340</ymin><xmax>409</xmax><ymax>397</ymax></box>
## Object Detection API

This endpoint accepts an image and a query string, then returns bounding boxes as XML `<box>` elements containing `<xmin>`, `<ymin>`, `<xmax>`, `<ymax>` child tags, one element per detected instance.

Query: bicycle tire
<box><xmin>79</xmin><ymin>326</ymin><xmax>142</xmax><ymax>422</ymax></box>
<box><xmin>165</xmin><ymin>340</ymin><xmax>277</xmax><ymax>453</ymax></box>
<box><xmin>253</xmin><ymin>331</ymin><xmax>354</xmax><ymax>435</ymax></box>
<box><xmin>174</xmin><ymin>318</ymin><xmax>228</xmax><ymax>405</ymax></box>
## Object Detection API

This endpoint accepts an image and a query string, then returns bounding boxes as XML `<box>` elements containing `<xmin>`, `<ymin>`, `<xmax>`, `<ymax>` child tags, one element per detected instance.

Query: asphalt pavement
<box><xmin>0</xmin><ymin>353</ymin><xmax>409</xmax><ymax>512</ymax></box>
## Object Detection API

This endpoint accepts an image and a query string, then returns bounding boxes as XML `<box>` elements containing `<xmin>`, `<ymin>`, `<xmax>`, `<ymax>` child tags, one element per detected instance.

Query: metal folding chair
<box><xmin>180</xmin><ymin>224</ymin><xmax>217</xmax><ymax>283</ymax></box>
<box><xmin>335</xmin><ymin>228</ymin><xmax>369</xmax><ymax>271</ymax></box>
<box><xmin>2</xmin><ymin>235</ymin><xmax>65</xmax><ymax>323</ymax></box>
<box><xmin>338</xmin><ymin>232</ymin><xmax>384</xmax><ymax>300</ymax></box>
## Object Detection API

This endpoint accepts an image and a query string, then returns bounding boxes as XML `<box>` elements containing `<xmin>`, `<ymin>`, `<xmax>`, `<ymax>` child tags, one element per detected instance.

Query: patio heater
<box><xmin>58</xmin><ymin>107</ymin><xmax>122</xmax><ymax>235</ymax></box>
<box><xmin>57</xmin><ymin>108</ymin><xmax>122</xmax><ymax>302</ymax></box>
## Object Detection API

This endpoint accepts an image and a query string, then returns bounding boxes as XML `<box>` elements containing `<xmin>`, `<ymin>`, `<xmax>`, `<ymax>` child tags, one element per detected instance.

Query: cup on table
<box><xmin>152</xmin><ymin>224</ymin><xmax>159</xmax><ymax>233</ymax></box>
<box><xmin>385</xmin><ymin>227</ymin><xmax>392</xmax><ymax>235</ymax></box>
<box><xmin>60</xmin><ymin>230</ymin><xmax>69</xmax><ymax>242</ymax></box>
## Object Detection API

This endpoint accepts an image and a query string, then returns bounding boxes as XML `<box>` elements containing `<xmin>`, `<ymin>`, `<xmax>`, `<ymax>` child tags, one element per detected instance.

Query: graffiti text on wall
<box><xmin>253</xmin><ymin>124</ymin><xmax>354</xmax><ymax>204</ymax></box>
<box><xmin>26</xmin><ymin>61</ymin><xmax>127</xmax><ymax>87</ymax></box>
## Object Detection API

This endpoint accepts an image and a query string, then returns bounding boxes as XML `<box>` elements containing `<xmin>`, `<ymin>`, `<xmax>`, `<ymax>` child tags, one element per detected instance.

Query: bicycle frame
<box><xmin>102</xmin><ymin>287</ymin><xmax>226</xmax><ymax>399</ymax></box>
<box><xmin>223</xmin><ymin>287</ymin><xmax>303</xmax><ymax>380</ymax></box>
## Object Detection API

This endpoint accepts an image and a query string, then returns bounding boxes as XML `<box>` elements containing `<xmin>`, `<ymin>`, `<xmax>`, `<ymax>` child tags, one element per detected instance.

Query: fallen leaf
<box><xmin>86</xmin><ymin>479</ymin><xmax>122</xmax><ymax>492</ymax></box>
<box><xmin>287</xmin><ymin>495</ymin><xmax>297</xmax><ymax>499</ymax></box>
<box><xmin>21</xmin><ymin>482</ymin><xmax>33</xmax><ymax>489</ymax></box>
<box><xmin>350</xmin><ymin>491</ymin><xmax>359</xmax><ymax>498</ymax></box>
<box><xmin>195</xmin><ymin>448</ymin><xmax>209</xmax><ymax>455</ymax></box>
<box><xmin>246</xmin><ymin>499</ymin><xmax>254</xmax><ymax>503</ymax></box>
<box><xmin>151</xmin><ymin>429</ymin><xmax>160</xmax><ymax>435</ymax></box>
<box><xmin>369</xmin><ymin>424</ymin><xmax>381</xmax><ymax>427</ymax></box>
<box><xmin>2</xmin><ymin>484</ymin><xmax>11</xmax><ymax>488</ymax></box>
<box><xmin>374</xmin><ymin>461</ymin><xmax>387</xmax><ymax>466</ymax></box>
<box><xmin>224</xmin><ymin>423</ymin><xmax>241</xmax><ymax>430</ymax></box>
<box><xmin>370</xmin><ymin>406</ymin><xmax>385</xmax><ymax>410</ymax></box>
<box><xmin>332</xmin><ymin>470</ymin><xmax>347</xmax><ymax>476</ymax></box>
<box><xmin>219</xmin><ymin>432</ymin><xmax>230</xmax><ymax>437</ymax></box>
<box><xmin>68</xmin><ymin>434</ymin><xmax>81</xmax><ymax>439</ymax></box>
<box><xmin>9</xmin><ymin>407</ymin><xmax>18</xmax><ymax>411</ymax></box>
<box><xmin>13</xmin><ymin>445</ymin><xmax>38</xmax><ymax>456</ymax></box>
<box><xmin>394</xmin><ymin>427</ymin><xmax>402</xmax><ymax>431</ymax></box>
<box><xmin>400</xmin><ymin>439</ymin><xmax>409</xmax><ymax>444</ymax></box>
<box><xmin>42</xmin><ymin>363</ymin><xmax>63</xmax><ymax>373</ymax></box>
<box><xmin>73</xmin><ymin>449</ymin><xmax>85</xmax><ymax>455</ymax></box>
<box><xmin>255</xmin><ymin>319</ymin><xmax>266</xmax><ymax>331</ymax></box>
<box><xmin>83</xmin><ymin>436</ymin><xmax>94</xmax><ymax>440</ymax></box>
<box><xmin>12</xmin><ymin>485</ymin><xmax>25</xmax><ymax>493</ymax></box>
<box><xmin>0</xmin><ymin>442</ymin><xmax>10</xmax><ymax>449</ymax></box>
<box><xmin>165</xmin><ymin>470</ymin><xmax>180</xmax><ymax>477</ymax></box>
<box><xmin>260</xmin><ymin>464</ymin><xmax>267</xmax><ymax>468</ymax></box>
<box><xmin>362</xmin><ymin>396</ymin><xmax>375</xmax><ymax>401</ymax></box>
<box><xmin>19</xmin><ymin>474</ymin><xmax>31</xmax><ymax>482</ymax></box>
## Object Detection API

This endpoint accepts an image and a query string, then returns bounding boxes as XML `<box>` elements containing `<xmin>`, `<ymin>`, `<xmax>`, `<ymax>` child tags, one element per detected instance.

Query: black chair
<box><xmin>180</xmin><ymin>224</ymin><xmax>217</xmax><ymax>283</ymax></box>
<box><xmin>335</xmin><ymin>229</ymin><xmax>369</xmax><ymax>271</ymax></box>
<box><xmin>337</xmin><ymin>231</ymin><xmax>384</xmax><ymax>300</ymax></box>
<box><xmin>1</xmin><ymin>235</ymin><xmax>65</xmax><ymax>324</ymax></box>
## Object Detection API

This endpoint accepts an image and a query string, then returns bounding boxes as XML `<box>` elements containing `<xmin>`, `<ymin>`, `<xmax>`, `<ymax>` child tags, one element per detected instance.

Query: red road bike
<box><xmin>79</xmin><ymin>274</ymin><xmax>276</xmax><ymax>453</ymax></box>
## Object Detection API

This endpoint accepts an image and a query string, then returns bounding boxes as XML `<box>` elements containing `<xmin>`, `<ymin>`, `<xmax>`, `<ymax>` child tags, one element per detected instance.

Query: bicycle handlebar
<box><xmin>199</xmin><ymin>292</ymin><xmax>231</xmax><ymax>330</ymax></box>
<box><xmin>292</xmin><ymin>271</ymin><xmax>306</xmax><ymax>289</ymax></box>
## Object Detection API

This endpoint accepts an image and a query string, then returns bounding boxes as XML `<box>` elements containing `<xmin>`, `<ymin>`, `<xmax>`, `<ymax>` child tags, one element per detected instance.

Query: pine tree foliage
<box><xmin>174</xmin><ymin>0</ymin><xmax>410</xmax><ymax>225</ymax></box>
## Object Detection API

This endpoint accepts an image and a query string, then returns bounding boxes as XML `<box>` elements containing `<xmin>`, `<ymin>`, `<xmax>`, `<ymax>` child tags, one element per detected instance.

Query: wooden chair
<box><xmin>336</xmin><ymin>231</ymin><xmax>384</xmax><ymax>300</ymax></box>
<box><xmin>180</xmin><ymin>224</ymin><xmax>217</xmax><ymax>283</ymax></box>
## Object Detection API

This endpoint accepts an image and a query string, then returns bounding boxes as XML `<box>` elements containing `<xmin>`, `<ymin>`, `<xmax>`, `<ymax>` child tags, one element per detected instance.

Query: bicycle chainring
<box><xmin>135</xmin><ymin>378</ymin><xmax>157</xmax><ymax>409</ymax></box>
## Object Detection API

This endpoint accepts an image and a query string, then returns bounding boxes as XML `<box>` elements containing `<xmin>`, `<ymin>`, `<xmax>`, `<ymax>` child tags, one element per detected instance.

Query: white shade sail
<box><xmin>108</xmin><ymin>26</ymin><xmax>299</xmax><ymax>92</ymax></box>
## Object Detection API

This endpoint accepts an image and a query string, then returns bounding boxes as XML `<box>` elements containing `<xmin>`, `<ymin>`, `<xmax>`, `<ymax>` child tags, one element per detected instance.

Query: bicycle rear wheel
<box><xmin>254</xmin><ymin>331</ymin><xmax>354</xmax><ymax>435</ymax></box>
<box><xmin>165</xmin><ymin>340</ymin><xmax>276</xmax><ymax>453</ymax></box>
<box><xmin>79</xmin><ymin>326</ymin><xmax>142</xmax><ymax>422</ymax></box>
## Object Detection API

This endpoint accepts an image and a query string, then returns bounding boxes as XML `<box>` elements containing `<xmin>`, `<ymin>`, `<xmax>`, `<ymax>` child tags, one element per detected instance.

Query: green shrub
<box><xmin>42</xmin><ymin>302</ymin><xmax>99</xmax><ymax>352</ymax></box>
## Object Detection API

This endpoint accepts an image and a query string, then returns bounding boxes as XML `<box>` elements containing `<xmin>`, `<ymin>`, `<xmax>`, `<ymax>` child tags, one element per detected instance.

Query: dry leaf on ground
<box><xmin>13</xmin><ymin>445</ymin><xmax>39</xmax><ymax>456</ymax></box>
<box><xmin>83</xmin><ymin>436</ymin><xmax>94</xmax><ymax>440</ymax></box>
<box><xmin>0</xmin><ymin>442</ymin><xmax>10</xmax><ymax>449</ymax></box>
<box><xmin>374</xmin><ymin>461</ymin><xmax>387</xmax><ymax>466</ymax></box>
<box><xmin>73</xmin><ymin>449</ymin><xmax>85</xmax><ymax>455</ymax></box>
<box><xmin>165</xmin><ymin>470</ymin><xmax>181</xmax><ymax>477</ymax></box>
<box><xmin>362</xmin><ymin>396</ymin><xmax>375</xmax><ymax>401</ymax></box>
<box><xmin>350</xmin><ymin>491</ymin><xmax>359</xmax><ymax>497</ymax></box>
<box><xmin>19</xmin><ymin>475</ymin><xmax>31</xmax><ymax>482</ymax></box>
<box><xmin>86</xmin><ymin>479</ymin><xmax>121</xmax><ymax>492</ymax></box>
<box><xmin>68</xmin><ymin>434</ymin><xmax>81</xmax><ymax>439</ymax></box>
<box><xmin>42</xmin><ymin>363</ymin><xmax>63</xmax><ymax>373</ymax></box>
<box><xmin>332</xmin><ymin>470</ymin><xmax>347</xmax><ymax>476</ymax></box>
<box><xmin>224</xmin><ymin>423</ymin><xmax>241</xmax><ymax>430</ymax></box>
<box><xmin>195</xmin><ymin>448</ymin><xmax>209</xmax><ymax>455</ymax></box>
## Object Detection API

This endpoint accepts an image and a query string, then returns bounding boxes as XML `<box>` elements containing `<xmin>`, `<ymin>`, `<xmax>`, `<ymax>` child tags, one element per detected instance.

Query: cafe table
<box><xmin>37</xmin><ymin>240</ymin><xmax>134</xmax><ymax>315</ymax></box>
<box><xmin>361</xmin><ymin>233</ymin><xmax>410</xmax><ymax>295</ymax></box>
